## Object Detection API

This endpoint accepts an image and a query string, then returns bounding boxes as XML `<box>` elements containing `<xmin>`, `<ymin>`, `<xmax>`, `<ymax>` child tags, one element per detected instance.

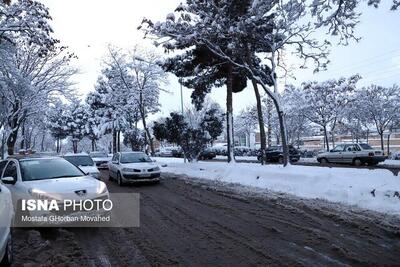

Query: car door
<box><xmin>342</xmin><ymin>144</ymin><xmax>359</xmax><ymax>164</ymax></box>
<box><xmin>328</xmin><ymin>145</ymin><xmax>345</xmax><ymax>163</ymax></box>
<box><xmin>110</xmin><ymin>154</ymin><xmax>119</xmax><ymax>177</ymax></box>
<box><xmin>0</xmin><ymin>160</ymin><xmax>10</xmax><ymax>248</ymax></box>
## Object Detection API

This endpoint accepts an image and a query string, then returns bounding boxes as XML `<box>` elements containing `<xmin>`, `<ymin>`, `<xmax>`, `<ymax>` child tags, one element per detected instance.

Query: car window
<box><xmin>120</xmin><ymin>153</ymin><xmax>152</xmax><ymax>164</ymax></box>
<box><xmin>3</xmin><ymin>161</ymin><xmax>18</xmax><ymax>180</ymax></box>
<box><xmin>333</xmin><ymin>145</ymin><xmax>345</xmax><ymax>152</ymax></box>
<box><xmin>0</xmin><ymin>160</ymin><xmax>7</xmax><ymax>177</ymax></box>
<box><xmin>19</xmin><ymin>158</ymin><xmax>84</xmax><ymax>181</ymax></box>
<box><xmin>64</xmin><ymin>155</ymin><xmax>94</xmax><ymax>167</ymax></box>
<box><xmin>359</xmin><ymin>143</ymin><xmax>373</xmax><ymax>150</ymax></box>
<box><xmin>344</xmin><ymin>145</ymin><xmax>359</xmax><ymax>152</ymax></box>
<box><xmin>90</xmin><ymin>152</ymin><xmax>107</xmax><ymax>158</ymax></box>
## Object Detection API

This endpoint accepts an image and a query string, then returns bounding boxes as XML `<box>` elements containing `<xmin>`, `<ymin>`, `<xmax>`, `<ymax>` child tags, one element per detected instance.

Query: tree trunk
<box><xmin>72</xmin><ymin>140</ymin><xmax>78</xmax><ymax>154</ymax></box>
<box><xmin>112</xmin><ymin>128</ymin><xmax>117</xmax><ymax>153</ymax></box>
<box><xmin>387</xmin><ymin>132</ymin><xmax>391</xmax><ymax>156</ymax></box>
<box><xmin>20</xmin><ymin>120</ymin><xmax>25</xmax><ymax>150</ymax></box>
<box><xmin>1</xmin><ymin>133</ymin><xmax>6</xmax><ymax>159</ymax></box>
<box><xmin>117</xmin><ymin>130</ymin><xmax>121</xmax><ymax>152</ymax></box>
<box><xmin>252</xmin><ymin>80</ymin><xmax>266</xmax><ymax>165</ymax></box>
<box><xmin>379</xmin><ymin>131</ymin><xmax>384</xmax><ymax>151</ymax></box>
<box><xmin>323</xmin><ymin>126</ymin><xmax>330</xmax><ymax>151</ymax></box>
<box><xmin>331</xmin><ymin>131</ymin><xmax>335</xmax><ymax>149</ymax></box>
<box><xmin>141</xmin><ymin>113</ymin><xmax>154</xmax><ymax>156</ymax></box>
<box><xmin>267</xmin><ymin>98</ymin><xmax>272</xmax><ymax>147</ymax></box>
<box><xmin>7</xmin><ymin>129</ymin><xmax>18</xmax><ymax>155</ymax></box>
<box><xmin>226</xmin><ymin>64</ymin><xmax>235</xmax><ymax>163</ymax></box>
<box><xmin>91</xmin><ymin>139</ymin><xmax>96</xmax><ymax>152</ymax></box>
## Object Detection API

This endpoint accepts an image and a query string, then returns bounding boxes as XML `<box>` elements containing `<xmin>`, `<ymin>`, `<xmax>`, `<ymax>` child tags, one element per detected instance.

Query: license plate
<box><xmin>141</xmin><ymin>174</ymin><xmax>151</xmax><ymax>178</ymax></box>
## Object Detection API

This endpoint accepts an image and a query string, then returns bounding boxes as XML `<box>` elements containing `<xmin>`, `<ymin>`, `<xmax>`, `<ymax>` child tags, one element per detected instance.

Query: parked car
<box><xmin>317</xmin><ymin>143</ymin><xmax>386</xmax><ymax>166</ymax></box>
<box><xmin>155</xmin><ymin>147</ymin><xmax>181</xmax><ymax>157</ymax></box>
<box><xmin>257</xmin><ymin>145</ymin><xmax>301</xmax><ymax>163</ymax></box>
<box><xmin>0</xmin><ymin>170</ymin><xmax>13</xmax><ymax>267</ymax></box>
<box><xmin>0</xmin><ymin>155</ymin><xmax>109</xmax><ymax>223</ymax></box>
<box><xmin>89</xmin><ymin>151</ymin><xmax>111</xmax><ymax>169</ymax></box>
<box><xmin>391</xmin><ymin>151</ymin><xmax>400</xmax><ymax>160</ymax></box>
<box><xmin>198</xmin><ymin>148</ymin><xmax>217</xmax><ymax>160</ymax></box>
<box><xmin>63</xmin><ymin>153</ymin><xmax>101</xmax><ymax>180</ymax></box>
<box><xmin>108</xmin><ymin>152</ymin><xmax>161</xmax><ymax>186</ymax></box>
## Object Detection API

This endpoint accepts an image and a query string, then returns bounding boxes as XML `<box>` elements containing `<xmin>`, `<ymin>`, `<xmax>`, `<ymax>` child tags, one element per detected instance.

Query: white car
<box><xmin>0</xmin><ymin>156</ymin><xmax>109</xmax><ymax>224</ymax></box>
<box><xmin>0</xmin><ymin>181</ymin><xmax>13</xmax><ymax>266</ymax></box>
<box><xmin>63</xmin><ymin>153</ymin><xmax>101</xmax><ymax>180</ymax></box>
<box><xmin>90</xmin><ymin>152</ymin><xmax>111</xmax><ymax>169</ymax></box>
<box><xmin>109</xmin><ymin>152</ymin><xmax>161</xmax><ymax>186</ymax></box>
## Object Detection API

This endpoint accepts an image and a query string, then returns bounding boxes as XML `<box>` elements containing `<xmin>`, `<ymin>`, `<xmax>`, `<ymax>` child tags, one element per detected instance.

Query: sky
<box><xmin>40</xmin><ymin>0</ymin><xmax>400</xmax><ymax>118</ymax></box>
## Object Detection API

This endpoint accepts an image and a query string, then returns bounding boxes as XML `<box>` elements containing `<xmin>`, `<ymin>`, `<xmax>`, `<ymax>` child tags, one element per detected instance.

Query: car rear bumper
<box><xmin>95</xmin><ymin>162</ymin><xmax>109</xmax><ymax>169</ymax></box>
<box><xmin>360</xmin><ymin>156</ymin><xmax>386</xmax><ymax>164</ymax></box>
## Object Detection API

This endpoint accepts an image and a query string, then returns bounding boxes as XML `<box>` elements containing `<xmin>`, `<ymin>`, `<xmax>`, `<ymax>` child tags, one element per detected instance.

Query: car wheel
<box><xmin>278</xmin><ymin>156</ymin><xmax>283</xmax><ymax>164</ymax></box>
<box><xmin>353</xmin><ymin>158</ymin><xmax>363</xmax><ymax>167</ymax></box>
<box><xmin>117</xmin><ymin>172</ymin><xmax>124</xmax><ymax>186</ymax></box>
<box><xmin>320</xmin><ymin>158</ymin><xmax>328</xmax><ymax>165</ymax></box>
<box><xmin>1</xmin><ymin>233</ymin><xmax>12</xmax><ymax>267</ymax></box>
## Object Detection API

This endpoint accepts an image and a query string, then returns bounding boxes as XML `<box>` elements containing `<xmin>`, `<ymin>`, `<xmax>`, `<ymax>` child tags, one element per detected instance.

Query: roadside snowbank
<box><xmin>157</xmin><ymin>158</ymin><xmax>400</xmax><ymax>215</ymax></box>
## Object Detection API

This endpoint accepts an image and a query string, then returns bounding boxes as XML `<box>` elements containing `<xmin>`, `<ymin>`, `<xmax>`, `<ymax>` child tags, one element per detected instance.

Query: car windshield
<box><xmin>64</xmin><ymin>155</ymin><xmax>94</xmax><ymax>167</ymax></box>
<box><xmin>120</xmin><ymin>153</ymin><xmax>152</xmax><ymax>164</ymax></box>
<box><xmin>90</xmin><ymin>152</ymin><xmax>107</xmax><ymax>158</ymax></box>
<box><xmin>20</xmin><ymin>158</ymin><xmax>84</xmax><ymax>181</ymax></box>
<box><xmin>359</xmin><ymin>143</ymin><xmax>373</xmax><ymax>150</ymax></box>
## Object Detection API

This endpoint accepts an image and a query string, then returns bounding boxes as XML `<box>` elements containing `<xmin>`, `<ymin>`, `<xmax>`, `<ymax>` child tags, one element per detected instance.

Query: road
<box><xmin>13</xmin><ymin>171</ymin><xmax>400</xmax><ymax>267</ymax></box>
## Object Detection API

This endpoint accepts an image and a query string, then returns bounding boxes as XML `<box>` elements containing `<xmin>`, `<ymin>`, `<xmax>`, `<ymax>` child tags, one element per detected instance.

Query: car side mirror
<box><xmin>1</xmin><ymin>176</ymin><xmax>16</xmax><ymax>185</ymax></box>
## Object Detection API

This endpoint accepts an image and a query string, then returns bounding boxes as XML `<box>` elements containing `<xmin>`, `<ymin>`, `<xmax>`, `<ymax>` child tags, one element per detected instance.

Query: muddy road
<box><xmin>13</xmin><ymin>172</ymin><xmax>400</xmax><ymax>267</ymax></box>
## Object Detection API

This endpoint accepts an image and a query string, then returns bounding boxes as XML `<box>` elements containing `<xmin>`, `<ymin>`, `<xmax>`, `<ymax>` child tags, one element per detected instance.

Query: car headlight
<box><xmin>97</xmin><ymin>182</ymin><xmax>108</xmax><ymax>195</ymax></box>
<box><xmin>28</xmin><ymin>188</ymin><xmax>59</xmax><ymax>201</ymax></box>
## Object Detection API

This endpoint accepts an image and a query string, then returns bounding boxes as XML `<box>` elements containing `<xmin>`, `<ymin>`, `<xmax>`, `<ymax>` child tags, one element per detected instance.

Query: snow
<box><xmin>381</xmin><ymin>160</ymin><xmax>400</xmax><ymax>166</ymax></box>
<box><xmin>156</xmin><ymin>159</ymin><xmax>400</xmax><ymax>215</ymax></box>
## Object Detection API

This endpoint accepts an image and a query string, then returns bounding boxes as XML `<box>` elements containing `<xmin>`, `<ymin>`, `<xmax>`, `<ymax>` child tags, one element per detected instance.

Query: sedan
<box><xmin>63</xmin><ymin>153</ymin><xmax>101</xmax><ymax>180</ymax></box>
<box><xmin>317</xmin><ymin>143</ymin><xmax>386</xmax><ymax>166</ymax></box>
<box><xmin>0</xmin><ymin>155</ymin><xmax>109</xmax><ymax>225</ymax></box>
<box><xmin>108</xmin><ymin>152</ymin><xmax>161</xmax><ymax>186</ymax></box>
<box><xmin>0</xmin><ymin>182</ymin><xmax>13</xmax><ymax>266</ymax></box>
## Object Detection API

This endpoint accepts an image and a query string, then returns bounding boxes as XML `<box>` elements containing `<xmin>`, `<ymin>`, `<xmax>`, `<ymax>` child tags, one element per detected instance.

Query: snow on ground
<box><xmin>298</xmin><ymin>157</ymin><xmax>318</xmax><ymax>163</ymax></box>
<box><xmin>380</xmin><ymin>160</ymin><xmax>400</xmax><ymax>166</ymax></box>
<box><xmin>215</xmin><ymin>155</ymin><xmax>258</xmax><ymax>161</ymax></box>
<box><xmin>155</xmin><ymin>157</ymin><xmax>400</xmax><ymax>216</ymax></box>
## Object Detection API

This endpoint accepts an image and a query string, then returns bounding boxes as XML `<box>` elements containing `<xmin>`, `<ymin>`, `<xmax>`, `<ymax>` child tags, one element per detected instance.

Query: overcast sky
<box><xmin>40</xmin><ymin>0</ymin><xmax>400</xmax><ymax>117</ymax></box>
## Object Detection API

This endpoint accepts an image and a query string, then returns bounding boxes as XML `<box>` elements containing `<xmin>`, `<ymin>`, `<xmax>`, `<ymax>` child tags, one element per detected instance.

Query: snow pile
<box><xmin>158</xmin><ymin>159</ymin><xmax>400</xmax><ymax>215</ymax></box>
<box><xmin>380</xmin><ymin>160</ymin><xmax>400</xmax><ymax>167</ymax></box>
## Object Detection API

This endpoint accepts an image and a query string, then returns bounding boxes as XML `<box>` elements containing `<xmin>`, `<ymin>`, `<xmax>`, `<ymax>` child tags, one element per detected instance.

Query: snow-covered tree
<box><xmin>356</xmin><ymin>85</ymin><xmax>400</xmax><ymax>151</ymax></box>
<box><xmin>0</xmin><ymin>0</ymin><xmax>56</xmax><ymax>50</ymax></box>
<box><xmin>234</xmin><ymin>106</ymin><xmax>258</xmax><ymax>147</ymax></box>
<box><xmin>140</xmin><ymin>0</ymin><xmax>371</xmax><ymax>166</ymax></box>
<box><xmin>90</xmin><ymin>46</ymin><xmax>166</xmax><ymax>155</ymax></box>
<box><xmin>300</xmin><ymin>75</ymin><xmax>360</xmax><ymax>151</ymax></box>
<box><xmin>65</xmin><ymin>100</ymin><xmax>88</xmax><ymax>154</ymax></box>
<box><xmin>47</xmin><ymin>102</ymin><xmax>69</xmax><ymax>153</ymax></box>
<box><xmin>0</xmin><ymin>37</ymin><xmax>76</xmax><ymax>155</ymax></box>
<box><xmin>153</xmin><ymin>105</ymin><xmax>224</xmax><ymax>161</ymax></box>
